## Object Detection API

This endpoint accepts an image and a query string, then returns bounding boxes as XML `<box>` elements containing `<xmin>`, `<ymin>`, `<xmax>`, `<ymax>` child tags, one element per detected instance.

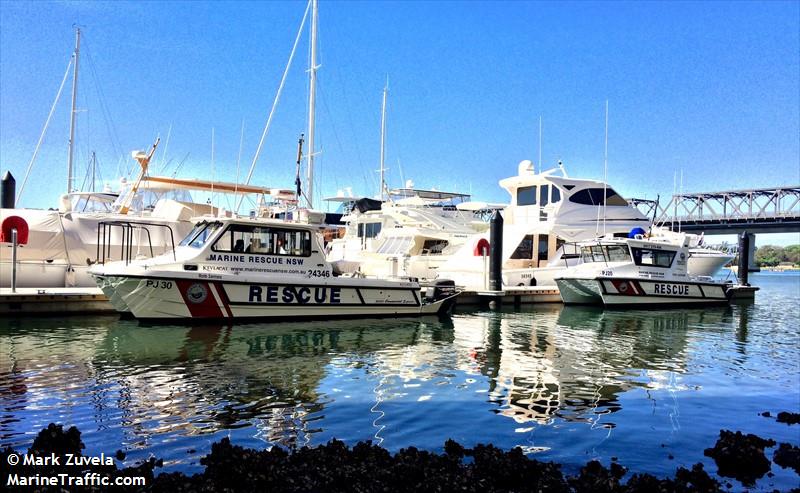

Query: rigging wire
<box><xmin>236</xmin><ymin>0</ymin><xmax>311</xmax><ymax>213</ymax></box>
<box><xmin>17</xmin><ymin>58</ymin><xmax>73</xmax><ymax>205</ymax></box>
<box><xmin>82</xmin><ymin>36</ymin><xmax>125</xmax><ymax>176</ymax></box>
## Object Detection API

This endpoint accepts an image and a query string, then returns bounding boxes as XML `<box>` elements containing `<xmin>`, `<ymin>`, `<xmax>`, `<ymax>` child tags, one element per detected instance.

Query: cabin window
<box><xmin>538</xmin><ymin>234</ymin><xmax>549</xmax><ymax>261</ymax></box>
<box><xmin>212</xmin><ymin>224</ymin><xmax>311</xmax><ymax>257</ymax></box>
<box><xmin>376</xmin><ymin>237</ymin><xmax>413</xmax><ymax>255</ymax></box>
<box><xmin>517</xmin><ymin>186</ymin><xmax>537</xmax><ymax>206</ymax></box>
<box><xmin>181</xmin><ymin>221</ymin><xmax>223</xmax><ymax>248</ymax></box>
<box><xmin>568</xmin><ymin>188</ymin><xmax>629</xmax><ymax>206</ymax></box>
<box><xmin>606</xmin><ymin>245</ymin><xmax>631</xmax><ymax>262</ymax></box>
<box><xmin>511</xmin><ymin>235</ymin><xmax>534</xmax><ymax>259</ymax></box>
<box><xmin>631</xmin><ymin>247</ymin><xmax>675</xmax><ymax>268</ymax></box>
<box><xmin>421</xmin><ymin>239</ymin><xmax>448</xmax><ymax>255</ymax></box>
<box><xmin>580</xmin><ymin>245</ymin><xmax>607</xmax><ymax>263</ymax></box>
<box><xmin>579</xmin><ymin>244</ymin><xmax>633</xmax><ymax>263</ymax></box>
<box><xmin>358</xmin><ymin>222</ymin><xmax>382</xmax><ymax>239</ymax></box>
<box><xmin>551</xmin><ymin>186</ymin><xmax>561</xmax><ymax>203</ymax></box>
<box><xmin>539</xmin><ymin>186</ymin><xmax>549</xmax><ymax>206</ymax></box>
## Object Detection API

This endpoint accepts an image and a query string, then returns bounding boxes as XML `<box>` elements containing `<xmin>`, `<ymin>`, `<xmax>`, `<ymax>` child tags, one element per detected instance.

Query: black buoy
<box><xmin>737</xmin><ymin>232</ymin><xmax>750</xmax><ymax>286</ymax></box>
<box><xmin>1</xmin><ymin>171</ymin><xmax>15</xmax><ymax>209</ymax></box>
<box><xmin>489</xmin><ymin>211</ymin><xmax>503</xmax><ymax>292</ymax></box>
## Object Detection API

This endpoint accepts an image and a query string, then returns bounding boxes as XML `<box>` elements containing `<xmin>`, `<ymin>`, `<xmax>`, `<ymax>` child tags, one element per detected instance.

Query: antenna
<box><xmin>602</xmin><ymin>100</ymin><xmax>608</xmax><ymax>235</ymax></box>
<box><xmin>378</xmin><ymin>77</ymin><xmax>389</xmax><ymax>200</ymax></box>
<box><xmin>538</xmin><ymin>116</ymin><xmax>542</xmax><ymax>172</ymax></box>
<box><xmin>235</xmin><ymin>119</ymin><xmax>245</xmax><ymax>211</ymax></box>
<box><xmin>211</xmin><ymin>127</ymin><xmax>215</xmax><ymax>213</ymax></box>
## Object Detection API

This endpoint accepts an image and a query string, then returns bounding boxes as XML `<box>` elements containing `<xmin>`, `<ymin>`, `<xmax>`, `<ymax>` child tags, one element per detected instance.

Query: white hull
<box><xmin>104</xmin><ymin>275</ymin><xmax>457</xmax><ymax>320</ymax></box>
<box><xmin>0</xmin><ymin>261</ymin><xmax>95</xmax><ymax>288</ymax></box>
<box><xmin>687</xmin><ymin>252</ymin><xmax>734</xmax><ymax>277</ymax></box>
<box><xmin>557</xmin><ymin>277</ymin><xmax>730</xmax><ymax>307</ymax></box>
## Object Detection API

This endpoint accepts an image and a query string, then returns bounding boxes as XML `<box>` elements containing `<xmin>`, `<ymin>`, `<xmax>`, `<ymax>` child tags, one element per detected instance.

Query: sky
<box><xmin>1</xmin><ymin>0</ymin><xmax>798</xmax><ymax>245</ymax></box>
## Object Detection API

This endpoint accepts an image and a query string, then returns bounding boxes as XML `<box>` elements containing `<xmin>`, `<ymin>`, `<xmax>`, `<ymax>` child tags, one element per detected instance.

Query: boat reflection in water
<box><xmin>459</xmin><ymin>304</ymin><xmax>736</xmax><ymax>429</ymax></box>
<box><xmin>0</xmin><ymin>299</ymin><xmax>768</xmax><ymax>473</ymax></box>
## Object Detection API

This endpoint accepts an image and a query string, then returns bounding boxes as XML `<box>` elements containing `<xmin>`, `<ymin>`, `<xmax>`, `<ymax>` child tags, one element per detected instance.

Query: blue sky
<box><xmin>1</xmin><ymin>1</ymin><xmax>798</xmax><ymax>245</ymax></box>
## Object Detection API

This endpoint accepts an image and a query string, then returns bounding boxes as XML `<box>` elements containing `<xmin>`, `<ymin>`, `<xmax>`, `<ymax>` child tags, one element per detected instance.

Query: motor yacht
<box><xmin>555</xmin><ymin>235</ymin><xmax>733</xmax><ymax>306</ymax></box>
<box><xmin>90</xmin><ymin>216</ymin><xmax>458</xmax><ymax>321</ymax></box>
<box><xmin>325</xmin><ymin>187</ymin><xmax>493</xmax><ymax>279</ymax></box>
<box><xmin>436</xmin><ymin>160</ymin><xmax>731</xmax><ymax>291</ymax></box>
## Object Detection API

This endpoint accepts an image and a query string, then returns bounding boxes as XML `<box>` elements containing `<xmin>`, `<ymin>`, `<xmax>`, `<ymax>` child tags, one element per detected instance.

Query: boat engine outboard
<box><xmin>423</xmin><ymin>279</ymin><xmax>457</xmax><ymax>302</ymax></box>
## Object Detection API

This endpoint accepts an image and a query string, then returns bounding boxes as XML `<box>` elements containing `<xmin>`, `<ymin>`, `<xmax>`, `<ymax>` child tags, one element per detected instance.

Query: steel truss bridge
<box><xmin>631</xmin><ymin>186</ymin><xmax>800</xmax><ymax>235</ymax></box>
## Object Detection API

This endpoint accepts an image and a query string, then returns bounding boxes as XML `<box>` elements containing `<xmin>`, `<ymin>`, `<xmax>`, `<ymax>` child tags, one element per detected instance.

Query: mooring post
<box><xmin>11</xmin><ymin>228</ymin><xmax>18</xmax><ymax>293</ymax></box>
<box><xmin>737</xmin><ymin>232</ymin><xmax>750</xmax><ymax>286</ymax></box>
<box><xmin>489</xmin><ymin>211</ymin><xmax>504</xmax><ymax>308</ymax></box>
<box><xmin>1</xmin><ymin>171</ymin><xmax>15</xmax><ymax>208</ymax></box>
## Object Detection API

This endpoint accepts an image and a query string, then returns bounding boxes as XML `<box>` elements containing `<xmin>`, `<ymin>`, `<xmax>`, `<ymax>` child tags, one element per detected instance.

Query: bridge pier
<box><xmin>745</xmin><ymin>232</ymin><xmax>759</xmax><ymax>272</ymax></box>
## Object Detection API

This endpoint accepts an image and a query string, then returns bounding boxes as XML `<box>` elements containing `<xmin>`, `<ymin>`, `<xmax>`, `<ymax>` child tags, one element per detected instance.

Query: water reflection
<box><xmin>457</xmin><ymin>305</ymin><xmax>736</xmax><ymax>427</ymax></box>
<box><xmin>0</xmin><ymin>292</ymin><xmax>793</xmax><ymax>478</ymax></box>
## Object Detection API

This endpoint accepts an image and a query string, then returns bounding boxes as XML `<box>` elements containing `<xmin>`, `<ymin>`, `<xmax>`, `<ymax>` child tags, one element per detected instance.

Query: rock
<box><xmin>704</xmin><ymin>430</ymin><xmax>776</xmax><ymax>485</ymax></box>
<box><xmin>773</xmin><ymin>442</ymin><xmax>800</xmax><ymax>474</ymax></box>
<box><xmin>776</xmin><ymin>411</ymin><xmax>800</xmax><ymax>425</ymax></box>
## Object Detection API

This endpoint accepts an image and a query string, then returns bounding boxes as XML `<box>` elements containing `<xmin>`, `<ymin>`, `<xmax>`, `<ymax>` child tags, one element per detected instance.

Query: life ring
<box><xmin>0</xmin><ymin>216</ymin><xmax>29</xmax><ymax>244</ymax></box>
<box><xmin>473</xmin><ymin>238</ymin><xmax>490</xmax><ymax>256</ymax></box>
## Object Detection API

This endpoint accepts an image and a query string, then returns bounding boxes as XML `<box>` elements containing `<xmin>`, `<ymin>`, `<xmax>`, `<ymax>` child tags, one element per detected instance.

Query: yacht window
<box><xmin>605</xmin><ymin>245</ymin><xmax>631</xmax><ymax>262</ymax></box>
<box><xmin>511</xmin><ymin>235</ymin><xmax>534</xmax><ymax>259</ymax></box>
<box><xmin>212</xmin><ymin>224</ymin><xmax>311</xmax><ymax>257</ymax></box>
<box><xmin>357</xmin><ymin>222</ymin><xmax>382</xmax><ymax>239</ymax></box>
<box><xmin>568</xmin><ymin>188</ymin><xmax>629</xmax><ymax>206</ymax></box>
<box><xmin>631</xmin><ymin>247</ymin><xmax>675</xmax><ymax>268</ymax></box>
<box><xmin>538</xmin><ymin>234</ymin><xmax>549</xmax><ymax>261</ymax></box>
<box><xmin>181</xmin><ymin>221</ymin><xmax>222</xmax><ymax>248</ymax></box>
<box><xmin>539</xmin><ymin>186</ymin><xmax>549</xmax><ymax>207</ymax></box>
<box><xmin>421</xmin><ymin>239</ymin><xmax>449</xmax><ymax>255</ymax></box>
<box><xmin>551</xmin><ymin>186</ymin><xmax>561</xmax><ymax>203</ymax></box>
<box><xmin>376</xmin><ymin>237</ymin><xmax>413</xmax><ymax>255</ymax></box>
<box><xmin>517</xmin><ymin>186</ymin><xmax>537</xmax><ymax>206</ymax></box>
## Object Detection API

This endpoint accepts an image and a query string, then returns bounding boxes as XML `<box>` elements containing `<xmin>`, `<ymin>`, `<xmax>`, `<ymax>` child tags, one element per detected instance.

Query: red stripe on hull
<box><xmin>176</xmin><ymin>280</ymin><xmax>224</xmax><ymax>318</ymax></box>
<box><xmin>213</xmin><ymin>282</ymin><xmax>234</xmax><ymax>318</ymax></box>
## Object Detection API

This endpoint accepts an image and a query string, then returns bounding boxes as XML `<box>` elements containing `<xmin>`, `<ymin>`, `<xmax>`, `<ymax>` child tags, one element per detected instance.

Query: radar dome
<box><xmin>518</xmin><ymin>160</ymin><xmax>535</xmax><ymax>176</ymax></box>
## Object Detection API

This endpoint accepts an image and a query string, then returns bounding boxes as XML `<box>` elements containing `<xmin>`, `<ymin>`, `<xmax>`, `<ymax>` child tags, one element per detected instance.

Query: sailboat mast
<box><xmin>67</xmin><ymin>27</ymin><xmax>80</xmax><ymax>194</ymax></box>
<box><xmin>379</xmin><ymin>81</ymin><xmax>388</xmax><ymax>200</ymax></box>
<box><xmin>305</xmin><ymin>0</ymin><xmax>319</xmax><ymax>209</ymax></box>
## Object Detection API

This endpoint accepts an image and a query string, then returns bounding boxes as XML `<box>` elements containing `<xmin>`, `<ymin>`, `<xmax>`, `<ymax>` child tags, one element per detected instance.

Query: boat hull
<box><xmin>557</xmin><ymin>277</ymin><xmax>731</xmax><ymax>307</ymax></box>
<box><xmin>102</xmin><ymin>275</ymin><xmax>458</xmax><ymax>321</ymax></box>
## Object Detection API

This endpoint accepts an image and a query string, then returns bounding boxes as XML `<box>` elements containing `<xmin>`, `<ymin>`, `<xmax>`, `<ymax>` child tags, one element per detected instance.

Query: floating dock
<box><xmin>0</xmin><ymin>287</ymin><xmax>113</xmax><ymax>315</ymax></box>
<box><xmin>457</xmin><ymin>286</ymin><xmax>562</xmax><ymax>306</ymax></box>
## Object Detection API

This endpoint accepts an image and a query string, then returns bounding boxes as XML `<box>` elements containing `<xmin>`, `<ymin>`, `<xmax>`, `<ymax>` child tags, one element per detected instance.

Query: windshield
<box><xmin>580</xmin><ymin>244</ymin><xmax>632</xmax><ymax>263</ymax></box>
<box><xmin>112</xmin><ymin>186</ymin><xmax>194</xmax><ymax>212</ymax></box>
<box><xmin>179</xmin><ymin>221</ymin><xmax>223</xmax><ymax>248</ymax></box>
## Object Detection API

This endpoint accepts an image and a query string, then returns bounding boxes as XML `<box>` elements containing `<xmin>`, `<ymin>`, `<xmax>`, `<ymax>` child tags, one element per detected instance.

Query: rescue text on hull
<box><xmin>90</xmin><ymin>217</ymin><xmax>458</xmax><ymax>321</ymax></box>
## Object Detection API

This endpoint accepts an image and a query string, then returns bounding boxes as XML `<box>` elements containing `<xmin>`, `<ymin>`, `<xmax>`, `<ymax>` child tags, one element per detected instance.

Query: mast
<box><xmin>67</xmin><ymin>27</ymin><xmax>80</xmax><ymax>194</ymax></box>
<box><xmin>305</xmin><ymin>0</ymin><xmax>319</xmax><ymax>209</ymax></box>
<box><xmin>379</xmin><ymin>79</ymin><xmax>388</xmax><ymax>200</ymax></box>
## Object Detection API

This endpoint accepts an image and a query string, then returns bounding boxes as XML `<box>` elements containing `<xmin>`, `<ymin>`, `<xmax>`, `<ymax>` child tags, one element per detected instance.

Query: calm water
<box><xmin>2</xmin><ymin>272</ymin><xmax>799</xmax><ymax>490</ymax></box>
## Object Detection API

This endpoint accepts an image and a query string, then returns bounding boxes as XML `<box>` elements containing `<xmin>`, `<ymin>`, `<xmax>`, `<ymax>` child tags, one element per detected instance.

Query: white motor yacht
<box><xmin>325</xmin><ymin>187</ymin><xmax>492</xmax><ymax>279</ymax></box>
<box><xmin>90</xmin><ymin>216</ymin><xmax>459</xmax><ymax>321</ymax></box>
<box><xmin>555</xmin><ymin>235</ymin><xmax>732</xmax><ymax>307</ymax></box>
<box><xmin>436</xmin><ymin>160</ymin><xmax>731</xmax><ymax>291</ymax></box>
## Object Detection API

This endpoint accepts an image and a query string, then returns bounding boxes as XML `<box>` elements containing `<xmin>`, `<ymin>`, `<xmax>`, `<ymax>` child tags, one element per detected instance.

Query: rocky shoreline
<box><xmin>2</xmin><ymin>414</ymin><xmax>798</xmax><ymax>492</ymax></box>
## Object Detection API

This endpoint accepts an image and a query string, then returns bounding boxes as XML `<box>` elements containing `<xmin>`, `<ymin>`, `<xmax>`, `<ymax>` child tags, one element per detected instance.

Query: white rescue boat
<box><xmin>555</xmin><ymin>236</ymin><xmax>734</xmax><ymax>307</ymax></box>
<box><xmin>90</xmin><ymin>217</ymin><xmax>459</xmax><ymax>321</ymax></box>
